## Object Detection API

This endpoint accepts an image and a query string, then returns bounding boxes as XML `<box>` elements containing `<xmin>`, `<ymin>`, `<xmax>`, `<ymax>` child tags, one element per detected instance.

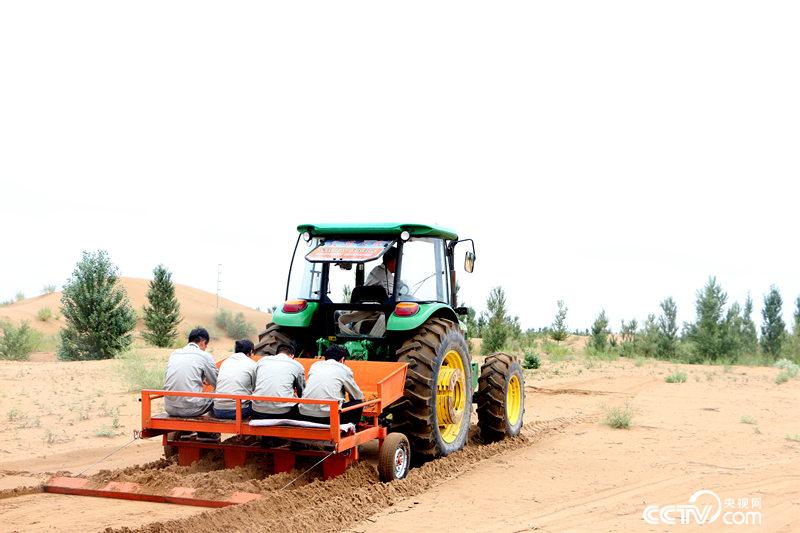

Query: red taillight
<box><xmin>282</xmin><ymin>299</ymin><xmax>308</xmax><ymax>313</ymax></box>
<box><xmin>394</xmin><ymin>302</ymin><xmax>420</xmax><ymax>317</ymax></box>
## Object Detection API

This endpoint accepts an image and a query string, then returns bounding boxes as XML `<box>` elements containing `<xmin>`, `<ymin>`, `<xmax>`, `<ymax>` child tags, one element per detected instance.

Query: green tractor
<box><xmin>255</xmin><ymin>223</ymin><xmax>524</xmax><ymax>460</ymax></box>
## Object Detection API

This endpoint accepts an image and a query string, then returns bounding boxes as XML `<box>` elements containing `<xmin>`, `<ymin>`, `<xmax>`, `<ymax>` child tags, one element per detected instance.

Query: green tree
<box><xmin>142</xmin><ymin>265</ymin><xmax>182</xmax><ymax>348</ymax></box>
<box><xmin>550</xmin><ymin>300</ymin><xmax>569</xmax><ymax>342</ymax></box>
<box><xmin>760</xmin><ymin>286</ymin><xmax>786</xmax><ymax>358</ymax></box>
<box><xmin>463</xmin><ymin>306</ymin><xmax>479</xmax><ymax>340</ymax></box>
<box><xmin>590</xmin><ymin>310</ymin><xmax>609</xmax><ymax>352</ymax></box>
<box><xmin>59</xmin><ymin>250</ymin><xmax>137</xmax><ymax>361</ymax></box>
<box><xmin>741</xmin><ymin>295</ymin><xmax>758</xmax><ymax>355</ymax></box>
<box><xmin>639</xmin><ymin>314</ymin><xmax>660</xmax><ymax>357</ymax></box>
<box><xmin>656</xmin><ymin>297</ymin><xmax>678</xmax><ymax>358</ymax></box>
<box><xmin>794</xmin><ymin>296</ymin><xmax>800</xmax><ymax>337</ymax></box>
<box><xmin>721</xmin><ymin>302</ymin><xmax>752</xmax><ymax>359</ymax></box>
<box><xmin>481</xmin><ymin>286</ymin><xmax>509</xmax><ymax>354</ymax></box>
<box><xmin>686</xmin><ymin>276</ymin><xmax>728</xmax><ymax>361</ymax></box>
<box><xmin>620</xmin><ymin>319</ymin><xmax>638</xmax><ymax>343</ymax></box>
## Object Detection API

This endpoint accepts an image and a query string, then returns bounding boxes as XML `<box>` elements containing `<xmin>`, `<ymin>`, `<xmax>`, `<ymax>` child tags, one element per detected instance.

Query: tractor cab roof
<box><xmin>296</xmin><ymin>223</ymin><xmax>458</xmax><ymax>241</ymax></box>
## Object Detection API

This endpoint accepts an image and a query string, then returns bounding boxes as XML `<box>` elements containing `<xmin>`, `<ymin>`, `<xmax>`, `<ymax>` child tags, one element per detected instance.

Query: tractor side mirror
<box><xmin>464</xmin><ymin>251</ymin><xmax>475</xmax><ymax>273</ymax></box>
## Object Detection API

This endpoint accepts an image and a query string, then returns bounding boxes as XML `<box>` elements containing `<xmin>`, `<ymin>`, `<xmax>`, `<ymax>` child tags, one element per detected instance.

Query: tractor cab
<box><xmin>271</xmin><ymin>224</ymin><xmax>476</xmax><ymax>360</ymax></box>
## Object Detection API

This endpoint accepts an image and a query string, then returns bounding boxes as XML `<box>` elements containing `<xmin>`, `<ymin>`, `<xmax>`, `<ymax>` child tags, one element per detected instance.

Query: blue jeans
<box><xmin>213</xmin><ymin>405</ymin><xmax>252</xmax><ymax>419</ymax></box>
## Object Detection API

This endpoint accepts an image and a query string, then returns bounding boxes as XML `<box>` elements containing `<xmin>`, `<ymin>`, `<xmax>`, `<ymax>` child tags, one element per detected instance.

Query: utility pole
<box><xmin>216</xmin><ymin>264</ymin><xmax>222</xmax><ymax>308</ymax></box>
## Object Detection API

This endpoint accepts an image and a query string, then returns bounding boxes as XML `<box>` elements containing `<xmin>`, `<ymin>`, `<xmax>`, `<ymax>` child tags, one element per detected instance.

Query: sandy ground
<box><xmin>1</xmin><ymin>351</ymin><xmax>798</xmax><ymax>532</ymax></box>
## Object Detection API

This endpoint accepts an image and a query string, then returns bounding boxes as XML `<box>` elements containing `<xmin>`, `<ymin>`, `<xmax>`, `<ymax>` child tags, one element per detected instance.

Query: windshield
<box><xmin>286</xmin><ymin>236</ymin><xmax>450</xmax><ymax>304</ymax></box>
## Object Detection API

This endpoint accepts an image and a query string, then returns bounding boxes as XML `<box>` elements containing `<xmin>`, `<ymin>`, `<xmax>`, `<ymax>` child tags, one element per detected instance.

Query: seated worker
<box><xmin>251</xmin><ymin>342</ymin><xmax>306</xmax><ymax>419</ymax></box>
<box><xmin>298</xmin><ymin>344</ymin><xmax>364</xmax><ymax>426</ymax></box>
<box><xmin>212</xmin><ymin>339</ymin><xmax>258</xmax><ymax>419</ymax></box>
<box><xmin>164</xmin><ymin>327</ymin><xmax>218</xmax><ymax>418</ymax></box>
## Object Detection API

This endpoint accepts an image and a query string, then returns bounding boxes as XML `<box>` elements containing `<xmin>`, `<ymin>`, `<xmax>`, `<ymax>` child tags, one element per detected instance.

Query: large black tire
<box><xmin>254</xmin><ymin>323</ymin><xmax>295</xmax><ymax>355</ymax></box>
<box><xmin>476</xmin><ymin>352</ymin><xmax>525</xmax><ymax>443</ymax></box>
<box><xmin>389</xmin><ymin>318</ymin><xmax>472</xmax><ymax>461</ymax></box>
<box><xmin>378</xmin><ymin>433</ymin><xmax>411</xmax><ymax>482</ymax></box>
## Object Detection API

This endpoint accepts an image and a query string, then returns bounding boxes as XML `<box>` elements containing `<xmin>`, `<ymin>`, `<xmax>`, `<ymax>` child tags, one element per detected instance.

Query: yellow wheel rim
<box><xmin>437</xmin><ymin>349</ymin><xmax>467</xmax><ymax>444</ymax></box>
<box><xmin>507</xmin><ymin>374</ymin><xmax>522</xmax><ymax>426</ymax></box>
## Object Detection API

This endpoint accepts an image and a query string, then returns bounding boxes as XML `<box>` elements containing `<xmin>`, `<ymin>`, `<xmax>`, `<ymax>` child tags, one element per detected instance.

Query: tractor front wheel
<box><xmin>477</xmin><ymin>352</ymin><xmax>525</xmax><ymax>442</ymax></box>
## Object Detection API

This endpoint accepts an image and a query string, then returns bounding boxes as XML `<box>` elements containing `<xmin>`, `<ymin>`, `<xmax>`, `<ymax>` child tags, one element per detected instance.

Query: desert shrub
<box><xmin>740</xmin><ymin>415</ymin><xmax>757</xmax><ymax>425</ymax></box>
<box><xmin>228</xmin><ymin>312</ymin><xmax>255</xmax><ymax>338</ymax></box>
<box><xmin>41</xmin><ymin>284</ymin><xmax>57</xmax><ymax>295</ymax></box>
<box><xmin>542</xmin><ymin>340</ymin><xmax>571</xmax><ymax>361</ymax></box>
<box><xmin>0</xmin><ymin>320</ymin><xmax>42</xmax><ymax>360</ymax></box>
<box><xmin>523</xmin><ymin>349</ymin><xmax>541</xmax><ymax>369</ymax></box>
<box><xmin>665</xmin><ymin>370</ymin><xmax>688</xmax><ymax>383</ymax></box>
<box><xmin>602</xmin><ymin>403</ymin><xmax>635</xmax><ymax>429</ymax></box>
<box><xmin>15</xmin><ymin>291</ymin><xmax>25</xmax><ymax>302</ymax></box>
<box><xmin>774</xmin><ymin>358</ymin><xmax>799</xmax><ymax>376</ymax></box>
<box><xmin>775</xmin><ymin>370</ymin><xmax>793</xmax><ymax>384</ymax></box>
<box><xmin>37</xmin><ymin>307</ymin><xmax>53</xmax><ymax>322</ymax></box>
<box><xmin>59</xmin><ymin>250</ymin><xmax>137</xmax><ymax>361</ymax></box>
<box><xmin>215</xmin><ymin>308</ymin><xmax>256</xmax><ymax>339</ymax></box>
<box><xmin>142</xmin><ymin>265</ymin><xmax>182</xmax><ymax>348</ymax></box>
<box><xmin>116</xmin><ymin>351</ymin><xmax>167</xmax><ymax>391</ymax></box>
<box><xmin>786</xmin><ymin>434</ymin><xmax>800</xmax><ymax>442</ymax></box>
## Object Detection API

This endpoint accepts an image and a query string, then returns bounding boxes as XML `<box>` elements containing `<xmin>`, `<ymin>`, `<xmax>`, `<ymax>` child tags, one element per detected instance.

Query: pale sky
<box><xmin>1</xmin><ymin>1</ymin><xmax>798</xmax><ymax>333</ymax></box>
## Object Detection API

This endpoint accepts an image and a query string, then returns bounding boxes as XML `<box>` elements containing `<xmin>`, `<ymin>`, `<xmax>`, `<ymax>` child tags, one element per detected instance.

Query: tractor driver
<box><xmin>366</xmin><ymin>247</ymin><xmax>409</xmax><ymax>297</ymax></box>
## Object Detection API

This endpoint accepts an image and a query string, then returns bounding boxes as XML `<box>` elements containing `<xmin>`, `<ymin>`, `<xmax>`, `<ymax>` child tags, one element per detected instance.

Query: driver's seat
<box><xmin>350</xmin><ymin>285</ymin><xmax>389</xmax><ymax>304</ymax></box>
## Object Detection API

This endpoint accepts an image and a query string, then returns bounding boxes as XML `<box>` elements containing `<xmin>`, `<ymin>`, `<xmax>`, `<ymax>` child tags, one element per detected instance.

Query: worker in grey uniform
<box><xmin>298</xmin><ymin>344</ymin><xmax>364</xmax><ymax>426</ymax></box>
<box><xmin>164</xmin><ymin>327</ymin><xmax>218</xmax><ymax>418</ymax></box>
<box><xmin>251</xmin><ymin>342</ymin><xmax>306</xmax><ymax>419</ymax></box>
<box><xmin>212</xmin><ymin>339</ymin><xmax>258</xmax><ymax>419</ymax></box>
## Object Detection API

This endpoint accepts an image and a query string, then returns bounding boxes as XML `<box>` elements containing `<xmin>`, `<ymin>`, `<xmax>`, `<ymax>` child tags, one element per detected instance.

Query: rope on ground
<box><xmin>278</xmin><ymin>450</ymin><xmax>336</xmax><ymax>491</ymax></box>
<box><xmin>76</xmin><ymin>437</ymin><xmax>138</xmax><ymax>477</ymax></box>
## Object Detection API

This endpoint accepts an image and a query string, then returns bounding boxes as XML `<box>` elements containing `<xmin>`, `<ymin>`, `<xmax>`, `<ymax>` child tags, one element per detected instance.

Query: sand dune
<box><xmin>0</xmin><ymin>277</ymin><xmax>272</xmax><ymax>341</ymax></box>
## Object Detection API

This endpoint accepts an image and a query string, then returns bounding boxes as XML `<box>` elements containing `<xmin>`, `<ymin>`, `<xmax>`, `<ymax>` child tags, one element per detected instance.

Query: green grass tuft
<box><xmin>602</xmin><ymin>403</ymin><xmax>635</xmax><ymax>429</ymax></box>
<box><xmin>665</xmin><ymin>370</ymin><xmax>688</xmax><ymax>383</ymax></box>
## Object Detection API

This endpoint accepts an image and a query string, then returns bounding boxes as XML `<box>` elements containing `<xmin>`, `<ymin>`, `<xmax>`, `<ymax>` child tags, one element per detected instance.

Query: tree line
<box><xmin>468</xmin><ymin>277</ymin><xmax>800</xmax><ymax>364</ymax></box>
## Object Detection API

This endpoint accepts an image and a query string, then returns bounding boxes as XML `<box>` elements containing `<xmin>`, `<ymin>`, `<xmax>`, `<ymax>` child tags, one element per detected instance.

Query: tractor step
<box><xmin>43</xmin><ymin>476</ymin><xmax>263</xmax><ymax>508</ymax></box>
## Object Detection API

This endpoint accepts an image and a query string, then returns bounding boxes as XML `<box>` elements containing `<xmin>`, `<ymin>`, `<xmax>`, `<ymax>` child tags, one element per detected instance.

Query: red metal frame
<box><xmin>43</xmin><ymin>360</ymin><xmax>407</xmax><ymax>507</ymax></box>
<box><xmin>139</xmin><ymin>359</ymin><xmax>406</xmax><ymax>478</ymax></box>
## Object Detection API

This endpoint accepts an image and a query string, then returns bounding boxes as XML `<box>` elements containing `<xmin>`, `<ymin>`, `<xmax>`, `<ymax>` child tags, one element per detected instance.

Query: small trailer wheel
<box><xmin>378</xmin><ymin>433</ymin><xmax>411</xmax><ymax>482</ymax></box>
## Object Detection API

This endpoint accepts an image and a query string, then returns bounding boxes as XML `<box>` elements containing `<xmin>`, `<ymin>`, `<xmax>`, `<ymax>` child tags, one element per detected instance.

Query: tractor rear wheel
<box><xmin>254</xmin><ymin>323</ymin><xmax>295</xmax><ymax>355</ymax></box>
<box><xmin>476</xmin><ymin>352</ymin><xmax>525</xmax><ymax>442</ymax></box>
<box><xmin>389</xmin><ymin>318</ymin><xmax>472</xmax><ymax>461</ymax></box>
